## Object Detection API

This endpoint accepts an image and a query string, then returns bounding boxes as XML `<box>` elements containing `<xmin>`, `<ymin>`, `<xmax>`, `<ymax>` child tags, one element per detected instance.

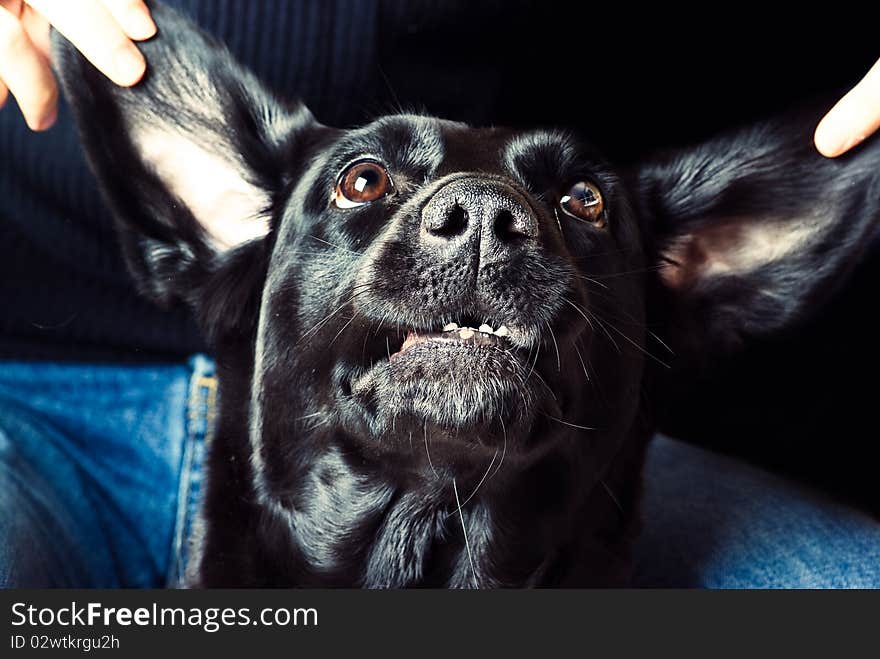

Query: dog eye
<box><xmin>334</xmin><ymin>160</ymin><xmax>394</xmax><ymax>209</ymax></box>
<box><xmin>560</xmin><ymin>181</ymin><xmax>605</xmax><ymax>227</ymax></box>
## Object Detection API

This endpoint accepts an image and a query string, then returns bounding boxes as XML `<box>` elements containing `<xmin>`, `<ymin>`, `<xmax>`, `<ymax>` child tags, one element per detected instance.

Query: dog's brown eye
<box><xmin>560</xmin><ymin>181</ymin><xmax>605</xmax><ymax>226</ymax></box>
<box><xmin>334</xmin><ymin>161</ymin><xmax>394</xmax><ymax>209</ymax></box>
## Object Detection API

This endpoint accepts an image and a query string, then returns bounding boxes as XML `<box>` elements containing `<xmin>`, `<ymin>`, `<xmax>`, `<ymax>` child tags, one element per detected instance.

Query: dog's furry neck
<box><xmin>266</xmin><ymin>444</ymin><xmax>563</xmax><ymax>587</ymax></box>
<box><xmin>194</xmin><ymin>351</ymin><xmax>641</xmax><ymax>587</ymax></box>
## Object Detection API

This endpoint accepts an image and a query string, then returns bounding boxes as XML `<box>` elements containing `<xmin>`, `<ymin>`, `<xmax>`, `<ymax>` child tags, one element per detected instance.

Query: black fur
<box><xmin>53</xmin><ymin>2</ymin><xmax>880</xmax><ymax>587</ymax></box>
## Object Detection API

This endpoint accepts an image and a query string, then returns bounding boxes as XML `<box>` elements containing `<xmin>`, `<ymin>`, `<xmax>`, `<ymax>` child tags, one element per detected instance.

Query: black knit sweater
<box><xmin>1</xmin><ymin>0</ymin><xmax>875</xmax><ymax>361</ymax></box>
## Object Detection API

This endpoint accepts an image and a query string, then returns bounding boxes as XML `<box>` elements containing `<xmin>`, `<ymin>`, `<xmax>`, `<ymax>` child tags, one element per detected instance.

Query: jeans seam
<box><xmin>166</xmin><ymin>355</ymin><xmax>215</xmax><ymax>587</ymax></box>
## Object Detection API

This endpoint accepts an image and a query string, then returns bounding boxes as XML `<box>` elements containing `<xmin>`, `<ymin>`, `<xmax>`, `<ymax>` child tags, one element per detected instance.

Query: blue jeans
<box><xmin>632</xmin><ymin>436</ymin><xmax>880</xmax><ymax>587</ymax></box>
<box><xmin>1</xmin><ymin>359</ymin><xmax>878</xmax><ymax>587</ymax></box>
<box><xmin>0</xmin><ymin>357</ymin><xmax>214</xmax><ymax>587</ymax></box>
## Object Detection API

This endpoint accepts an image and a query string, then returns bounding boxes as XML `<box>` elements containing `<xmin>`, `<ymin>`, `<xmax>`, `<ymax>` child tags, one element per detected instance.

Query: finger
<box><xmin>99</xmin><ymin>0</ymin><xmax>156</xmax><ymax>41</ymax></box>
<box><xmin>815</xmin><ymin>57</ymin><xmax>880</xmax><ymax>158</ymax></box>
<box><xmin>26</xmin><ymin>0</ymin><xmax>146</xmax><ymax>87</ymax></box>
<box><xmin>20</xmin><ymin>3</ymin><xmax>50</xmax><ymax>57</ymax></box>
<box><xmin>0</xmin><ymin>0</ymin><xmax>23</xmax><ymax>19</ymax></box>
<box><xmin>0</xmin><ymin>5</ymin><xmax>58</xmax><ymax>130</ymax></box>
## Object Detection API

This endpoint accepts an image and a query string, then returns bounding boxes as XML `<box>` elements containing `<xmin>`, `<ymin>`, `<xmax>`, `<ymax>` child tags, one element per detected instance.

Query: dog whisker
<box><xmin>581</xmin><ymin>264</ymin><xmax>666</xmax><ymax>280</ymax></box>
<box><xmin>303</xmin><ymin>417</ymin><xmax>331</xmax><ymax>432</ymax></box>
<box><xmin>567</xmin><ymin>245</ymin><xmax>643</xmax><ymax>260</ymax></box>
<box><xmin>540</xmin><ymin>412</ymin><xmax>595</xmax><ymax>431</ymax></box>
<box><xmin>361</xmin><ymin>321</ymin><xmax>375</xmax><ymax>364</ymax></box>
<box><xmin>545</xmin><ymin>320</ymin><xmax>561</xmax><ymax>372</ymax></box>
<box><xmin>563</xmin><ymin>297</ymin><xmax>596</xmax><ymax>335</ymax></box>
<box><xmin>296</xmin><ymin>292</ymin><xmax>365</xmax><ymax>346</ymax></box>
<box><xmin>373</xmin><ymin>312</ymin><xmax>392</xmax><ymax>337</ymax></box>
<box><xmin>599</xmin><ymin>479</ymin><xmax>624</xmax><ymax>515</ymax></box>
<box><xmin>572</xmin><ymin>341</ymin><xmax>591</xmax><ymax>385</ymax></box>
<box><xmin>520</xmin><ymin>342</ymin><xmax>558</xmax><ymax>403</ymax></box>
<box><xmin>646</xmin><ymin>329</ymin><xmax>675</xmax><ymax>356</ymax></box>
<box><xmin>578</xmin><ymin>336</ymin><xmax>609</xmax><ymax>406</ymax></box>
<box><xmin>307</xmin><ymin>234</ymin><xmax>364</xmax><ymax>256</ymax></box>
<box><xmin>490</xmin><ymin>416</ymin><xmax>508</xmax><ymax>481</ymax></box>
<box><xmin>572</xmin><ymin>273</ymin><xmax>609</xmax><ymax>289</ymax></box>
<box><xmin>329</xmin><ymin>312</ymin><xmax>360</xmax><ymax>347</ymax></box>
<box><xmin>575</xmin><ymin>287</ymin><xmax>675</xmax><ymax>358</ymax></box>
<box><xmin>503</xmin><ymin>353</ymin><xmax>538</xmax><ymax>411</ymax></box>
<box><xmin>452</xmin><ymin>478</ymin><xmax>478</xmax><ymax>587</ymax></box>
<box><xmin>424</xmin><ymin>420</ymin><xmax>439</xmax><ymax>479</ymax></box>
<box><xmin>444</xmin><ymin>449</ymin><xmax>498</xmax><ymax>518</ymax></box>
<box><xmin>582</xmin><ymin>310</ymin><xmax>620</xmax><ymax>354</ymax></box>
<box><xmin>526</xmin><ymin>342</ymin><xmax>540</xmax><ymax>381</ymax></box>
<box><xmin>521</xmin><ymin>358</ymin><xmax>556</xmax><ymax>402</ymax></box>
<box><xmin>574</xmin><ymin>299</ymin><xmax>621</xmax><ymax>354</ymax></box>
<box><xmin>588</xmin><ymin>307</ymin><xmax>671</xmax><ymax>368</ymax></box>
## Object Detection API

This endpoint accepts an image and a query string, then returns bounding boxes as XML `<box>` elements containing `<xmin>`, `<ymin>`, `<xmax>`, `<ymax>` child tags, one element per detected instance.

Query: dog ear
<box><xmin>638</xmin><ymin>113</ymin><xmax>880</xmax><ymax>353</ymax></box>
<box><xmin>51</xmin><ymin>2</ymin><xmax>324</xmax><ymax>339</ymax></box>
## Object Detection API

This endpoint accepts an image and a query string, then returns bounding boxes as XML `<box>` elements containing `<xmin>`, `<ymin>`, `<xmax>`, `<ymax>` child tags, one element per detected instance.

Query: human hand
<box><xmin>0</xmin><ymin>0</ymin><xmax>156</xmax><ymax>131</ymax></box>
<box><xmin>815</xmin><ymin>57</ymin><xmax>880</xmax><ymax>158</ymax></box>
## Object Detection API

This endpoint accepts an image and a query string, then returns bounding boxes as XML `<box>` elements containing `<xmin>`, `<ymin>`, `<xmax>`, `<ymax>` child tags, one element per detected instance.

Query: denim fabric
<box><xmin>0</xmin><ymin>360</ymin><xmax>878</xmax><ymax>587</ymax></box>
<box><xmin>0</xmin><ymin>357</ymin><xmax>214</xmax><ymax>587</ymax></box>
<box><xmin>633</xmin><ymin>435</ymin><xmax>880</xmax><ymax>588</ymax></box>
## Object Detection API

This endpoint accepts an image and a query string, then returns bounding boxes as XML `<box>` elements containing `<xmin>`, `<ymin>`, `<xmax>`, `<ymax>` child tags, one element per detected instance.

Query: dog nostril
<box><xmin>494</xmin><ymin>209</ymin><xmax>530</xmax><ymax>243</ymax></box>
<box><xmin>430</xmin><ymin>203</ymin><xmax>469</xmax><ymax>238</ymax></box>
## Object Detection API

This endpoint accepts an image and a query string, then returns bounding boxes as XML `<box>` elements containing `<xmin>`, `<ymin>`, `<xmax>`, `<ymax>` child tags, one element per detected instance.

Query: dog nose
<box><xmin>421</xmin><ymin>177</ymin><xmax>538</xmax><ymax>255</ymax></box>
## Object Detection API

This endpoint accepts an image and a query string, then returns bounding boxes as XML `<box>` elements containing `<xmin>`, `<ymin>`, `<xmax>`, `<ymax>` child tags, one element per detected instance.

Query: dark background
<box><xmin>377</xmin><ymin>2</ymin><xmax>879</xmax><ymax>161</ymax></box>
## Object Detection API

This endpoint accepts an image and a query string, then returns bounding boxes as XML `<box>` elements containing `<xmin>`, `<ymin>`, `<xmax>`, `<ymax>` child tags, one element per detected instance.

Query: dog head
<box><xmin>53</xmin><ymin>3</ymin><xmax>879</xmax><ymax>585</ymax></box>
<box><xmin>272</xmin><ymin>121</ymin><xmax>648</xmax><ymax>471</ymax></box>
<box><xmin>54</xmin><ymin>4</ymin><xmax>651</xmax><ymax>478</ymax></box>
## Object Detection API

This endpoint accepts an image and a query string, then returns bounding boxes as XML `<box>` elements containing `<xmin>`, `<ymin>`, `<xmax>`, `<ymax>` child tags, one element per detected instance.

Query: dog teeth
<box><xmin>439</xmin><ymin>322</ymin><xmax>512</xmax><ymax>339</ymax></box>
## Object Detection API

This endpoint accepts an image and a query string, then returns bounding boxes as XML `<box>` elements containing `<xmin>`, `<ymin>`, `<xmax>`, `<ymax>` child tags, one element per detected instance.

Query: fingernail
<box><xmin>126</xmin><ymin>8</ymin><xmax>157</xmax><ymax>40</ymax></box>
<box><xmin>115</xmin><ymin>46</ymin><xmax>146</xmax><ymax>85</ymax></box>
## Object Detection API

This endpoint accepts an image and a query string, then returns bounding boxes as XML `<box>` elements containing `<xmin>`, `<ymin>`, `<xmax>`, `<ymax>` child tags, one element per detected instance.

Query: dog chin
<box><xmin>348</xmin><ymin>348</ymin><xmax>535</xmax><ymax>434</ymax></box>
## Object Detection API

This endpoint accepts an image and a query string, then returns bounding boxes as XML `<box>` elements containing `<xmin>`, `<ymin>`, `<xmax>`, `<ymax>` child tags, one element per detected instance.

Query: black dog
<box><xmin>53</xmin><ymin>4</ymin><xmax>879</xmax><ymax>587</ymax></box>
